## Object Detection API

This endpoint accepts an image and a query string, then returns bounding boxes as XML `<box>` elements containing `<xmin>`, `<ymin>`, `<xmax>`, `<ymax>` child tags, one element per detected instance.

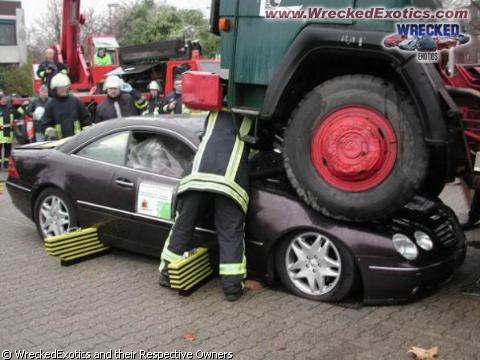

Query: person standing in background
<box><xmin>36</xmin><ymin>48</ymin><xmax>68</xmax><ymax>96</ymax></box>
<box><xmin>145</xmin><ymin>81</ymin><xmax>164</xmax><ymax>115</ymax></box>
<box><xmin>162</xmin><ymin>77</ymin><xmax>191</xmax><ymax>115</ymax></box>
<box><xmin>95</xmin><ymin>76</ymin><xmax>147</xmax><ymax>122</ymax></box>
<box><xmin>27</xmin><ymin>85</ymin><xmax>49</xmax><ymax>142</ymax></box>
<box><xmin>41</xmin><ymin>74</ymin><xmax>90</xmax><ymax>140</ymax></box>
<box><xmin>0</xmin><ymin>92</ymin><xmax>24</xmax><ymax>168</ymax></box>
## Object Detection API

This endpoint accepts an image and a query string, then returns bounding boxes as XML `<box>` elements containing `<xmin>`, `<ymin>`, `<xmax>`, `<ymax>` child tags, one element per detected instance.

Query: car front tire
<box><xmin>275</xmin><ymin>231</ymin><xmax>357</xmax><ymax>302</ymax></box>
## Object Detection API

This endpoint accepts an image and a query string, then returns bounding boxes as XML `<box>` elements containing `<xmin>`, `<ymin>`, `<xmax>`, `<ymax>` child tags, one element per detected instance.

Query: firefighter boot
<box><xmin>224</xmin><ymin>289</ymin><xmax>245</xmax><ymax>302</ymax></box>
<box><xmin>223</xmin><ymin>276</ymin><xmax>245</xmax><ymax>302</ymax></box>
<box><xmin>158</xmin><ymin>261</ymin><xmax>171</xmax><ymax>288</ymax></box>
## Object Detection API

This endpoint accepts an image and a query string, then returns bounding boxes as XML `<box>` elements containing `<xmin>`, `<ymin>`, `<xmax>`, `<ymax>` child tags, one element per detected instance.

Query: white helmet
<box><xmin>148</xmin><ymin>81</ymin><xmax>160</xmax><ymax>90</ymax></box>
<box><xmin>103</xmin><ymin>75</ymin><xmax>123</xmax><ymax>91</ymax></box>
<box><xmin>33</xmin><ymin>106</ymin><xmax>45</xmax><ymax>121</ymax></box>
<box><xmin>50</xmin><ymin>73</ymin><xmax>71</xmax><ymax>90</ymax></box>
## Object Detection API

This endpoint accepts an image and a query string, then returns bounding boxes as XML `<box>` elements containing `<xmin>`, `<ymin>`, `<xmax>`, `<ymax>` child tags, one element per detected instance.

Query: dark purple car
<box><xmin>6</xmin><ymin>116</ymin><xmax>466</xmax><ymax>304</ymax></box>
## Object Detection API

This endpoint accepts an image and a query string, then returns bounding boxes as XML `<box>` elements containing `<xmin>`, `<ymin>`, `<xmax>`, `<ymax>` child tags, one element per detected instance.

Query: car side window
<box><xmin>126</xmin><ymin>131</ymin><xmax>194</xmax><ymax>178</ymax></box>
<box><xmin>76</xmin><ymin>131</ymin><xmax>130</xmax><ymax>166</ymax></box>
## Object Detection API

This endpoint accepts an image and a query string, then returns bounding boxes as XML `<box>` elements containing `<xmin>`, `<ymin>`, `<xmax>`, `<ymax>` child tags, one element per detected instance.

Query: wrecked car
<box><xmin>6</xmin><ymin>116</ymin><xmax>466</xmax><ymax>304</ymax></box>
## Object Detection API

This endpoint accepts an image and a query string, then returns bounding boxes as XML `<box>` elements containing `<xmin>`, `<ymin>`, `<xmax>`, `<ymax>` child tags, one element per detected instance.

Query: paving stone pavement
<box><xmin>0</xmin><ymin>181</ymin><xmax>479</xmax><ymax>360</ymax></box>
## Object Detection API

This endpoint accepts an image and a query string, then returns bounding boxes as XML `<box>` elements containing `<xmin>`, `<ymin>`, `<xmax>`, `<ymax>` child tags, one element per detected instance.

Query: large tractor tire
<box><xmin>283</xmin><ymin>75</ymin><xmax>428</xmax><ymax>222</ymax></box>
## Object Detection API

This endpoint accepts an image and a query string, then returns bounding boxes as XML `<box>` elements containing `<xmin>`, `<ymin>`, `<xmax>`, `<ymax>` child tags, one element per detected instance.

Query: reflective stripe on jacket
<box><xmin>41</xmin><ymin>96</ymin><xmax>90</xmax><ymax>139</ymax></box>
<box><xmin>0</xmin><ymin>106</ymin><xmax>22</xmax><ymax>144</ymax></box>
<box><xmin>177</xmin><ymin>110</ymin><xmax>252</xmax><ymax>213</ymax></box>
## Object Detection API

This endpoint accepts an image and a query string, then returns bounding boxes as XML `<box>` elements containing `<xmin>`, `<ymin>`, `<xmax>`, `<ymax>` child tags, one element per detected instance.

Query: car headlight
<box><xmin>392</xmin><ymin>234</ymin><xmax>418</xmax><ymax>260</ymax></box>
<box><xmin>414</xmin><ymin>231</ymin><xmax>433</xmax><ymax>251</ymax></box>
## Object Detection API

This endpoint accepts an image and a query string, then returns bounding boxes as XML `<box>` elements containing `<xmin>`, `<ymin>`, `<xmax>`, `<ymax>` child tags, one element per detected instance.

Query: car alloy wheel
<box><xmin>39</xmin><ymin>195</ymin><xmax>71</xmax><ymax>238</ymax></box>
<box><xmin>285</xmin><ymin>232</ymin><xmax>341</xmax><ymax>296</ymax></box>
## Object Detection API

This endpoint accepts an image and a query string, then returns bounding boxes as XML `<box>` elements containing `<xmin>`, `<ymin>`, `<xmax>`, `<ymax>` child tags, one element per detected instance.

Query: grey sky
<box><xmin>21</xmin><ymin>0</ymin><xmax>211</xmax><ymax>24</ymax></box>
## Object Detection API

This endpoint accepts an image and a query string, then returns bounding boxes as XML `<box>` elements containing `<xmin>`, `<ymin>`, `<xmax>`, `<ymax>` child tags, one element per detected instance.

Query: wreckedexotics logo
<box><xmin>383</xmin><ymin>23</ymin><xmax>471</xmax><ymax>63</ymax></box>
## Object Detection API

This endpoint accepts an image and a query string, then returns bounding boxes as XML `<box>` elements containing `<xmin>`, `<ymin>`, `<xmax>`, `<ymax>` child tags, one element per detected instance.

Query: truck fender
<box><xmin>261</xmin><ymin>25</ymin><xmax>452</xmax><ymax>144</ymax></box>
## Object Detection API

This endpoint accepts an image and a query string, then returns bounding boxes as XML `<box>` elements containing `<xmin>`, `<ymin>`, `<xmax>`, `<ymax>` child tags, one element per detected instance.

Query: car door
<box><xmin>107</xmin><ymin>129</ymin><xmax>198</xmax><ymax>255</ymax></box>
<box><xmin>70</xmin><ymin>130</ymin><xmax>131</xmax><ymax>239</ymax></box>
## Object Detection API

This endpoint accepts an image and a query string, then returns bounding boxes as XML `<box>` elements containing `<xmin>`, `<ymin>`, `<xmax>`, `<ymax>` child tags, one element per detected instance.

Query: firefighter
<box><xmin>145</xmin><ymin>81</ymin><xmax>164</xmax><ymax>115</ymax></box>
<box><xmin>159</xmin><ymin>109</ymin><xmax>253</xmax><ymax>302</ymax></box>
<box><xmin>94</xmin><ymin>48</ymin><xmax>113</xmax><ymax>66</ymax></box>
<box><xmin>36</xmin><ymin>48</ymin><xmax>68</xmax><ymax>96</ymax></box>
<box><xmin>27</xmin><ymin>85</ymin><xmax>49</xmax><ymax>142</ymax></box>
<box><xmin>162</xmin><ymin>77</ymin><xmax>191</xmax><ymax>115</ymax></box>
<box><xmin>41</xmin><ymin>73</ymin><xmax>91</xmax><ymax>140</ymax></box>
<box><xmin>95</xmin><ymin>76</ymin><xmax>148</xmax><ymax>123</ymax></box>
<box><xmin>0</xmin><ymin>92</ymin><xmax>23</xmax><ymax>168</ymax></box>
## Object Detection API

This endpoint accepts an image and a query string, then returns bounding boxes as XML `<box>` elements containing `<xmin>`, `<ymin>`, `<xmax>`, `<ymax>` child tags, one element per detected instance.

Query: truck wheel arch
<box><xmin>261</xmin><ymin>25</ymin><xmax>450</xmax><ymax>146</ymax></box>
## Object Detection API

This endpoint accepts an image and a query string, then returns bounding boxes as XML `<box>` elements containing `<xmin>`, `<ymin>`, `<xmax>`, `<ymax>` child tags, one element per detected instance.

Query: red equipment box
<box><xmin>182</xmin><ymin>71</ymin><xmax>223</xmax><ymax>111</ymax></box>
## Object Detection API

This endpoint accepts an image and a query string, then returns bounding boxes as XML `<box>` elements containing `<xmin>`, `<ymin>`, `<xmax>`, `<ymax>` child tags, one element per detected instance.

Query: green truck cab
<box><xmin>209</xmin><ymin>0</ymin><xmax>466</xmax><ymax>222</ymax></box>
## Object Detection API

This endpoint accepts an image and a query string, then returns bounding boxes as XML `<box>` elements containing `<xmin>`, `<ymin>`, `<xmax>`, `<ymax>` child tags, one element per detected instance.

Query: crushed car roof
<box><xmin>57</xmin><ymin>115</ymin><xmax>207</xmax><ymax>153</ymax></box>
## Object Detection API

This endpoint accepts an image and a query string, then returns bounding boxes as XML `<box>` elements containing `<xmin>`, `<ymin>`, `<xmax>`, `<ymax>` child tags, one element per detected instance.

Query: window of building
<box><xmin>0</xmin><ymin>20</ymin><xmax>16</xmax><ymax>46</ymax></box>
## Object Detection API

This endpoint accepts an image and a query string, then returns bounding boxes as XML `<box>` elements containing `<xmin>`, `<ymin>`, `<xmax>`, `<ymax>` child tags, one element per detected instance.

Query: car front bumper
<box><xmin>358</xmin><ymin>244</ymin><xmax>467</xmax><ymax>305</ymax></box>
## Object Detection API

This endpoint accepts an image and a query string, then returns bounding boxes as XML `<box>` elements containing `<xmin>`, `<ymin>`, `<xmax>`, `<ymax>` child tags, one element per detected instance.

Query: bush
<box><xmin>0</xmin><ymin>55</ymin><xmax>33</xmax><ymax>97</ymax></box>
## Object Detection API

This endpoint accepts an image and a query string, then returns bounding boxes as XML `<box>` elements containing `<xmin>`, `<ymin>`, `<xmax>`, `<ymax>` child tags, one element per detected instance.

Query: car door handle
<box><xmin>115</xmin><ymin>178</ymin><xmax>135</xmax><ymax>188</ymax></box>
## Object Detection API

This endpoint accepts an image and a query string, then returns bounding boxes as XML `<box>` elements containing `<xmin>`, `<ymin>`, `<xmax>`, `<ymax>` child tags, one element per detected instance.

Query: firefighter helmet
<box><xmin>33</xmin><ymin>107</ymin><xmax>45</xmax><ymax>121</ymax></box>
<box><xmin>50</xmin><ymin>73</ymin><xmax>71</xmax><ymax>90</ymax></box>
<box><xmin>103</xmin><ymin>75</ymin><xmax>123</xmax><ymax>90</ymax></box>
<box><xmin>148</xmin><ymin>81</ymin><xmax>161</xmax><ymax>91</ymax></box>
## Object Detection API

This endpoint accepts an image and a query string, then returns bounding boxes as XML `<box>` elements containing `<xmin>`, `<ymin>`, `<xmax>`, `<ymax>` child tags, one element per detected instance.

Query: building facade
<box><xmin>0</xmin><ymin>0</ymin><xmax>26</xmax><ymax>66</ymax></box>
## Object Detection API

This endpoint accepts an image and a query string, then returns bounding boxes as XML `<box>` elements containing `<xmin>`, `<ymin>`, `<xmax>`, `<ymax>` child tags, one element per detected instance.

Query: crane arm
<box><xmin>60</xmin><ymin>0</ymin><xmax>84</xmax><ymax>82</ymax></box>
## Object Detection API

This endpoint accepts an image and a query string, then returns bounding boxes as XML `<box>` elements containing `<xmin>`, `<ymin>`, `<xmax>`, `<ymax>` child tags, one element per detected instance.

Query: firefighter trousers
<box><xmin>1</xmin><ymin>143</ymin><xmax>11</xmax><ymax>167</ymax></box>
<box><xmin>161</xmin><ymin>191</ymin><xmax>246</xmax><ymax>293</ymax></box>
<box><xmin>468</xmin><ymin>191</ymin><xmax>480</xmax><ymax>222</ymax></box>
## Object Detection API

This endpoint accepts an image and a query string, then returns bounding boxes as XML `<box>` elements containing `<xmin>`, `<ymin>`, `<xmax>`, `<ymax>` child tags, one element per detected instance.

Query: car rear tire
<box><xmin>283</xmin><ymin>75</ymin><xmax>428</xmax><ymax>221</ymax></box>
<box><xmin>34</xmin><ymin>188</ymin><xmax>78</xmax><ymax>240</ymax></box>
<box><xmin>275</xmin><ymin>231</ymin><xmax>356</xmax><ymax>302</ymax></box>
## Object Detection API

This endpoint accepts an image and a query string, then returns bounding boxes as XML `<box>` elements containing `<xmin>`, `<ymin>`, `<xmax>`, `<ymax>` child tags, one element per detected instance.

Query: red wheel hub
<box><xmin>311</xmin><ymin>106</ymin><xmax>398</xmax><ymax>192</ymax></box>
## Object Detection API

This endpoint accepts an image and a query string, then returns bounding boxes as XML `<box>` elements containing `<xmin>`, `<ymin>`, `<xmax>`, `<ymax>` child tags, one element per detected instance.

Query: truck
<box><xmin>202</xmin><ymin>0</ymin><xmax>480</xmax><ymax>222</ymax></box>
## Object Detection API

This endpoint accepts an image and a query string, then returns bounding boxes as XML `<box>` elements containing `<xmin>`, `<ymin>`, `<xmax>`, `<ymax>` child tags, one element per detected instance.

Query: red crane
<box><xmin>60</xmin><ymin>0</ymin><xmax>83</xmax><ymax>84</ymax></box>
<box><xmin>33</xmin><ymin>0</ymin><xmax>120</xmax><ymax>94</ymax></box>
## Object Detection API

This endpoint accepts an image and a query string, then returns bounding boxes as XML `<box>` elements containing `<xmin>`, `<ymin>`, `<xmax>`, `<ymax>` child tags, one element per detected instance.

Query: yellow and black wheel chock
<box><xmin>168</xmin><ymin>247</ymin><xmax>215</xmax><ymax>296</ymax></box>
<box><xmin>44</xmin><ymin>227</ymin><xmax>109</xmax><ymax>266</ymax></box>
